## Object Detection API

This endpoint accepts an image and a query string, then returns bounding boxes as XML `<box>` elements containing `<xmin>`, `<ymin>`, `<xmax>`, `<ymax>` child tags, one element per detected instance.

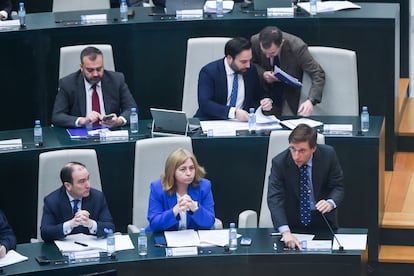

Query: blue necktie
<box><xmin>229</xmin><ymin>73</ymin><xmax>238</xmax><ymax>107</ymax></box>
<box><xmin>299</xmin><ymin>165</ymin><xmax>311</xmax><ymax>226</ymax></box>
<box><xmin>72</xmin><ymin>199</ymin><xmax>80</xmax><ymax>214</ymax></box>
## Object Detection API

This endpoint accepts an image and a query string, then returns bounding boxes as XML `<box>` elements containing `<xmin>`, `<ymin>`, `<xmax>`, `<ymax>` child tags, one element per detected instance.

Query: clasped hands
<box><xmin>79</xmin><ymin>112</ymin><xmax>122</xmax><ymax>128</ymax></box>
<box><xmin>70</xmin><ymin>209</ymin><xmax>94</xmax><ymax>230</ymax></box>
<box><xmin>173</xmin><ymin>194</ymin><xmax>198</xmax><ymax>216</ymax></box>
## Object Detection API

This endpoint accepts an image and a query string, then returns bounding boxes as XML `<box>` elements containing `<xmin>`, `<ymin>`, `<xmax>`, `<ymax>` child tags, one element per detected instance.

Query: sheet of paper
<box><xmin>164</xmin><ymin>229</ymin><xmax>200</xmax><ymax>247</ymax></box>
<box><xmin>281</xmin><ymin>118</ymin><xmax>323</xmax><ymax>129</ymax></box>
<box><xmin>0</xmin><ymin>250</ymin><xmax>28</xmax><ymax>267</ymax></box>
<box><xmin>332</xmin><ymin>234</ymin><xmax>367</xmax><ymax>250</ymax></box>
<box><xmin>280</xmin><ymin>233</ymin><xmax>314</xmax><ymax>242</ymax></box>
<box><xmin>323</xmin><ymin>124</ymin><xmax>353</xmax><ymax>135</ymax></box>
<box><xmin>305</xmin><ymin>240</ymin><xmax>332</xmax><ymax>251</ymax></box>
<box><xmin>204</xmin><ymin>1</ymin><xmax>234</xmax><ymax>13</ymax></box>
<box><xmin>298</xmin><ymin>1</ymin><xmax>361</xmax><ymax>14</ymax></box>
<box><xmin>198</xmin><ymin>229</ymin><xmax>230</xmax><ymax>247</ymax></box>
<box><xmin>0</xmin><ymin>138</ymin><xmax>22</xmax><ymax>151</ymax></box>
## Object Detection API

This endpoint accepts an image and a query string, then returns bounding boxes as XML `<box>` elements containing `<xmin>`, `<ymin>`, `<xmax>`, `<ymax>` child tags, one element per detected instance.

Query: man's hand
<box><xmin>70</xmin><ymin>210</ymin><xmax>93</xmax><ymax>229</ymax></box>
<box><xmin>0</xmin><ymin>245</ymin><xmax>6</xmax><ymax>258</ymax></box>
<box><xmin>297</xmin><ymin>100</ymin><xmax>314</xmax><ymax>117</ymax></box>
<box><xmin>316</xmin><ymin>199</ymin><xmax>334</xmax><ymax>214</ymax></box>
<box><xmin>282</xmin><ymin>231</ymin><xmax>302</xmax><ymax>250</ymax></box>
<box><xmin>79</xmin><ymin>111</ymin><xmax>102</xmax><ymax>126</ymax></box>
<box><xmin>263</xmin><ymin>71</ymin><xmax>278</xmax><ymax>84</ymax></box>
<box><xmin>100</xmin><ymin>113</ymin><xmax>123</xmax><ymax>128</ymax></box>
<box><xmin>235</xmin><ymin>109</ymin><xmax>249</xmax><ymax>122</ymax></box>
<box><xmin>260</xmin><ymin>98</ymin><xmax>273</xmax><ymax>112</ymax></box>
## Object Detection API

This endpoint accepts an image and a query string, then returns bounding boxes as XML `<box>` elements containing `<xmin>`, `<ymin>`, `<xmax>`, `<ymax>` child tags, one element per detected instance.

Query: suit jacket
<box><xmin>0</xmin><ymin>210</ymin><xmax>16</xmax><ymax>252</ymax></box>
<box><xmin>267</xmin><ymin>144</ymin><xmax>344</xmax><ymax>231</ymax></box>
<box><xmin>52</xmin><ymin>70</ymin><xmax>137</xmax><ymax>128</ymax></box>
<box><xmin>40</xmin><ymin>186</ymin><xmax>114</xmax><ymax>242</ymax></box>
<box><xmin>251</xmin><ymin>32</ymin><xmax>325</xmax><ymax>114</ymax></box>
<box><xmin>195</xmin><ymin>58</ymin><xmax>265</xmax><ymax>119</ymax></box>
<box><xmin>147</xmin><ymin>178</ymin><xmax>216</xmax><ymax>232</ymax></box>
<box><xmin>0</xmin><ymin>0</ymin><xmax>12</xmax><ymax>18</ymax></box>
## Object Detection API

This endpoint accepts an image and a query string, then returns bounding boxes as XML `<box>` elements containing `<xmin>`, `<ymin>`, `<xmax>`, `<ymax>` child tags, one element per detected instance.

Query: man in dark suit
<box><xmin>195</xmin><ymin>37</ymin><xmax>273</xmax><ymax>121</ymax></box>
<box><xmin>0</xmin><ymin>0</ymin><xmax>12</xmax><ymax>20</ymax></box>
<box><xmin>52</xmin><ymin>46</ymin><xmax>137</xmax><ymax>128</ymax></box>
<box><xmin>40</xmin><ymin>162</ymin><xmax>114</xmax><ymax>242</ymax></box>
<box><xmin>0</xmin><ymin>210</ymin><xmax>16</xmax><ymax>258</ymax></box>
<box><xmin>267</xmin><ymin>124</ymin><xmax>344</xmax><ymax>250</ymax></box>
<box><xmin>251</xmin><ymin>26</ymin><xmax>325</xmax><ymax>117</ymax></box>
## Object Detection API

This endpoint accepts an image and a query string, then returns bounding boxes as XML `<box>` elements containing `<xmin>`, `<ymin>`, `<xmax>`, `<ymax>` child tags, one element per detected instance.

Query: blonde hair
<box><xmin>161</xmin><ymin>148</ymin><xmax>205</xmax><ymax>196</ymax></box>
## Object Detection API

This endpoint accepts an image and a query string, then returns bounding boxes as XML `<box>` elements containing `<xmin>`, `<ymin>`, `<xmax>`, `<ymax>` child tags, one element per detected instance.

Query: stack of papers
<box><xmin>298</xmin><ymin>1</ymin><xmax>361</xmax><ymax>14</ymax></box>
<box><xmin>164</xmin><ymin>229</ymin><xmax>239</xmax><ymax>247</ymax></box>
<box><xmin>280</xmin><ymin>118</ymin><xmax>323</xmax><ymax>129</ymax></box>
<box><xmin>274</xmin><ymin>65</ymin><xmax>302</xmax><ymax>88</ymax></box>
<box><xmin>204</xmin><ymin>1</ymin><xmax>234</xmax><ymax>13</ymax></box>
<box><xmin>67</xmin><ymin>127</ymin><xmax>109</xmax><ymax>139</ymax></box>
<box><xmin>0</xmin><ymin>138</ymin><xmax>22</xmax><ymax>151</ymax></box>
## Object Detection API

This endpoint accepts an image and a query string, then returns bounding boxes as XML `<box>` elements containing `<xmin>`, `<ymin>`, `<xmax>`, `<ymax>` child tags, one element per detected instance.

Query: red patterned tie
<box><xmin>91</xmin><ymin>84</ymin><xmax>100</xmax><ymax>114</ymax></box>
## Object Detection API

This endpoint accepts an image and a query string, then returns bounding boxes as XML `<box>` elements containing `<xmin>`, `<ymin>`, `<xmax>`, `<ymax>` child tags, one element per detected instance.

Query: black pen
<box><xmin>74</xmin><ymin>241</ymin><xmax>88</xmax><ymax>247</ymax></box>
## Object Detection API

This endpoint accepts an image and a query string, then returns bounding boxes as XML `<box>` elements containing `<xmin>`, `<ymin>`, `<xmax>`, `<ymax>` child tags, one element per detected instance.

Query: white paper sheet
<box><xmin>281</xmin><ymin>118</ymin><xmax>323</xmax><ymax>129</ymax></box>
<box><xmin>298</xmin><ymin>1</ymin><xmax>360</xmax><ymax>14</ymax></box>
<box><xmin>332</xmin><ymin>234</ymin><xmax>367</xmax><ymax>250</ymax></box>
<box><xmin>0</xmin><ymin>250</ymin><xmax>28</xmax><ymax>267</ymax></box>
<box><xmin>164</xmin><ymin>229</ymin><xmax>200</xmax><ymax>247</ymax></box>
<box><xmin>204</xmin><ymin>1</ymin><xmax>234</xmax><ymax>13</ymax></box>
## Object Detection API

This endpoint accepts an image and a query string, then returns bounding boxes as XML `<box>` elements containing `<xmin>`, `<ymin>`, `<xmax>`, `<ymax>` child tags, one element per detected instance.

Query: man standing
<box><xmin>40</xmin><ymin>162</ymin><xmax>114</xmax><ymax>242</ymax></box>
<box><xmin>52</xmin><ymin>46</ymin><xmax>137</xmax><ymax>128</ymax></box>
<box><xmin>267</xmin><ymin>124</ymin><xmax>344</xmax><ymax>250</ymax></box>
<box><xmin>251</xmin><ymin>26</ymin><xmax>325</xmax><ymax>116</ymax></box>
<box><xmin>195</xmin><ymin>37</ymin><xmax>273</xmax><ymax>121</ymax></box>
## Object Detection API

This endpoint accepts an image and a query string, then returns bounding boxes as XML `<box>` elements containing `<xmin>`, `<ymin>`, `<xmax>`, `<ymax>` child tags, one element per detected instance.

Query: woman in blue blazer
<box><xmin>147</xmin><ymin>148</ymin><xmax>215</xmax><ymax>232</ymax></box>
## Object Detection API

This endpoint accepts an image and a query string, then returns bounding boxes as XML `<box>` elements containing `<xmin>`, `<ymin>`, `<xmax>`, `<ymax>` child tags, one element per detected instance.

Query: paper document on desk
<box><xmin>0</xmin><ymin>138</ymin><xmax>22</xmax><ymax>151</ymax></box>
<box><xmin>332</xmin><ymin>234</ymin><xmax>367</xmax><ymax>250</ymax></box>
<box><xmin>0</xmin><ymin>250</ymin><xmax>28</xmax><ymax>267</ymax></box>
<box><xmin>204</xmin><ymin>0</ymin><xmax>234</xmax><ymax>13</ymax></box>
<box><xmin>54</xmin><ymin>233</ymin><xmax>134</xmax><ymax>253</ymax></box>
<box><xmin>255</xmin><ymin>107</ymin><xmax>282</xmax><ymax>130</ymax></box>
<box><xmin>198</xmin><ymin>229</ymin><xmax>231</xmax><ymax>247</ymax></box>
<box><xmin>274</xmin><ymin>65</ymin><xmax>302</xmax><ymax>88</ymax></box>
<box><xmin>164</xmin><ymin>229</ymin><xmax>201</xmax><ymax>247</ymax></box>
<box><xmin>200</xmin><ymin>120</ymin><xmax>245</xmax><ymax>136</ymax></box>
<box><xmin>280</xmin><ymin>118</ymin><xmax>323</xmax><ymax>129</ymax></box>
<box><xmin>298</xmin><ymin>1</ymin><xmax>360</xmax><ymax>14</ymax></box>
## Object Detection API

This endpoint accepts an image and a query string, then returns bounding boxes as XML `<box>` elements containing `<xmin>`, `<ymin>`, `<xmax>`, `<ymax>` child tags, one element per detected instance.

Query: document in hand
<box><xmin>274</xmin><ymin>65</ymin><xmax>302</xmax><ymax>88</ymax></box>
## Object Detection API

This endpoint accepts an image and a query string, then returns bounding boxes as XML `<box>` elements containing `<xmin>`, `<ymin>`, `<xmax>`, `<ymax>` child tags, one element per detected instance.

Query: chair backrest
<box><xmin>59</xmin><ymin>44</ymin><xmax>115</xmax><ymax>79</ymax></box>
<box><xmin>300</xmin><ymin>46</ymin><xmax>359</xmax><ymax>116</ymax></box>
<box><xmin>52</xmin><ymin>0</ymin><xmax>110</xmax><ymax>12</ymax></box>
<box><xmin>182</xmin><ymin>37</ymin><xmax>231</xmax><ymax>117</ymax></box>
<box><xmin>37</xmin><ymin>149</ymin><xmax>102</xmax><ymax>241</ymax></box>
<box><xmin>132</xmin><ymin>137</ymin><xmax>193</xmax><ymax>229</ymax></box>
<box><xmin>258</xmin><ymin>130</ymin><xmax>325</xmax><ymax>228</ymax></box>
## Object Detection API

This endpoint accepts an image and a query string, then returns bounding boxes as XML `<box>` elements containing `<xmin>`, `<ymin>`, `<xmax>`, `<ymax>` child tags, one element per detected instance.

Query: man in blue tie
<box><xmin>195</xmin><ymin>37</ymin><xmax>273</xmax><ymax>121</ymax></box>
<box><xmin>267</xmin><ymin>124</ymin><xmax>344</xmax><ymax>250</ymax></box>
<box><xmin>40</xmin><ymin>162</ymin><xmax>114</xmax><ymax>242</ymax></box>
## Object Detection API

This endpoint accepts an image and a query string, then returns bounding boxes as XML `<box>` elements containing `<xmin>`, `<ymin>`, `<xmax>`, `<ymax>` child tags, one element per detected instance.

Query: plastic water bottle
<box><xmin>106</xmin><ymin>229</ymin><xmax>115</xmax><ymax>256</ymax></box>
<box><xmin>34</xmin><ymin>120</ymin><xmax>43</xmax><ymax>147</ymax></box>
<box><xmin>120</xmin><ymin>0</ymin><xmax>128</xmax><ymax>22</ymax></box>
<box><xmin>309</xmin><ymin>0</ymin><xmax>317</xmax><ymax>15</ymax></box>
<box><xmin>18</xmin><ymin>2</ymin><xmax>26</xmax><ymax>27</ymax></box>
<box><xmin>138</xmin><ymin>228</ymin><xmax>148</xmax><ymax>256</ymax></box>
<box><xmin>216</xmin><ymin>0</ymin><xmax>223</xmax><ymax>17</ymax></box>
<box><xmin>229</xmin><ymin>223</ymin><xmax>237</xmax><ymax>251</ymax></box>
<box><xmin>248</xmin><ymin>107</ymin><xmax>256</xmax><ymax>133</ymax></box>
<box><xmin>361</xmin><ymin>106</ymin><xmax>369</xmax><ymax>132</ymax></box>
<box><xmin>130</xmin><ymin>107</ymin><xmax>139</xmax><ymax>134</ymax></box>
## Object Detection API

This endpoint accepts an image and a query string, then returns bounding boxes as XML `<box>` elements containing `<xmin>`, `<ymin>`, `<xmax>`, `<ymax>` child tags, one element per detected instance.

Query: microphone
<box><xmin>321</xmin><ymin>212</ymin><xmax>344</xmax><ymax>252</ymax></box>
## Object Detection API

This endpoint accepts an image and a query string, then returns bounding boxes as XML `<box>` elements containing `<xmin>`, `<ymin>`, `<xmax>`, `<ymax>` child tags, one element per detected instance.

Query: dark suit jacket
<box><xmin>195</xmin><ymin>58</ymin><xmax>265</xmax><ymax>119</ymax></box>
<box><xmin>52</xmin><ymin>70</ymin><xmax>137</xmax><ymax>128</ymax></box>
<box><xmin>146</xmin><ymin>178</ymin><xmax>215</xmax><ymax>232</ymax></box>
<box><xmin>40</xmin><ymin>186</ymin><xmax>114</xmax><ymax>242</ymax></box>
<box><xmin>0</xmin><ymin>210</ymin><xmax>16</xmax><ymax>252</ymax></box>
<box><xmin>267</xmin><ymin>144</ymin><xmax>344</xmax><ymax>231</ymax></box>
<box><xmin>251</xmin><ymin>32</ymin><xmax>325</xmax><ymax>114</ymax></box>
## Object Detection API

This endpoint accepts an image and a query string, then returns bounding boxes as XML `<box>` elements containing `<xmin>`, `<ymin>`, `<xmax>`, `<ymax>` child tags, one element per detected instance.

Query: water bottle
<box><xmin>309</xmin><ymin>0</ymin><xmax>317</xmax><ymax>15</ymax></box>
<box><xmin>18</xmin><ymin>2</ymin><xmax>26</xmax><ymax>27</ymax></box>
<box><xmin>361</xmin><ymin>106</ymin><xmax>369</xmax><ymax>132</ymax></box>
<box><xmin>229</xmin><ymin>223</ymin><xmax>237</xmax><ymax>251</ymax></box>
<box><xmin>120</xmin><ymin>0</ymin><xmax>128</xmax><ymax>22</ymax></box>
<box><xmin>216</xmin><ymin>0</ymin><xmax>223</xmax><ymax>18</ymax></box>
<box><xmin>130</xmin><ymin>107</ymin><xmax>139</xmax><ymax>134</ymax></box>
<box><xmin>248</xmin><ymin>108</ymin><xmax>256</xmax><ymax>134</ymax></box>
<box><xmin>34</xmin><ymin>120</ymin><xmax>43</xmax><ymax>147</ymax></box>
<box><xmin>138</xmin><ymin>228</ymin><xmax>148</xmax><ymax>256</ymax></box>
<box><xmin>106</xmin><ymin>228</ymin><xmax>115</xmax><ymax>256</ymax></box>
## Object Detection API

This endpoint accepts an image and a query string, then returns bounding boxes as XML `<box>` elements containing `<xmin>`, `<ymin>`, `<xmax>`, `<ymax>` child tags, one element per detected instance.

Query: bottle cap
<box><xmin>139</xmin><ymin>228</ymin><xmax>145</xmax><ymax>233</ymax></box>
<box><xmin>19</xmin><ymin>2</ymin><xmax>24</xmax><ymax>6</ymax></box>
<box><xmin>35</xmin><ymin>120</ymin><xmax>40</xmax><ymax>124</ymax></box>
<box><xmin>104</xmin><ymin>228</ymin><xmax>113</xmax><ymax>235</ymax></box>
<box><xmin>249</xmin><ymin>108</ymin><xmax>255</xmax><ymax>113</ymax></box>
<box><xmin>362</xmin><ymin>106</ymin><xmax>368</xmax><ymax>111</ymax></box>
<box><xmin>131</xmin><ymin>107</ymin><xmax>137</xmax><ymax>112</ymax></box>
<box><xmin>230</xmin><ymin>222</ymin><xmax>235</xmax><ymax>228</ymax></box>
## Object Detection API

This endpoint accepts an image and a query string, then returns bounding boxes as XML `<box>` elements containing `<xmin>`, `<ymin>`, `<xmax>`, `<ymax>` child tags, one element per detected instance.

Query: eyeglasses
<box><xmin>289</xmin><ymin>146</ymin><xmax>308</xmax><ymax>155</ymax></box>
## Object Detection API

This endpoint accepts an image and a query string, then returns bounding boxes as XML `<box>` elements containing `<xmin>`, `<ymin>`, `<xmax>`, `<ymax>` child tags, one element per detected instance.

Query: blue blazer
<box><xmin>40</xmin><ymin>186</ymin><xmax>115</xmax><ymax>242</ymax></box>
<box><xmin>0</xmin><ymin>210</ymin><xmax>16</xmax><ymax>252</ymax></box>
<box><xmin>195</xmin><ymin>58</ymin><xmax>265</xmax><ymax>119</ymax></box>
<box><xmin>147</xmin><ymin>178</ymin><xmax>216</xmax><ymax>232</ymax></box>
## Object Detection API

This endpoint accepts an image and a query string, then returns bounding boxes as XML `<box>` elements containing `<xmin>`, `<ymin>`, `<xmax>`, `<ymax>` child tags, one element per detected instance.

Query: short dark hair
<box><xmin>259</xmin><ymin>26</ymin><xmax>283</xmax><ymax>49</ymax></box>
<box><xmin>288</xmin><ymin>124</ymin><xmax>317</xmax><ymax>148</ymax></box>
<box><xmin>224</xmin><ymin>37</ymin><xmax>252</xmax><ymax>59</ymax></box>
<box><xmin>80</xmin><ymin>46</ymin><xmax>103</xmax><ymax>63</ymax></box>
<box><xmin>60</xmin><ymin>162</ymin><xmax>87</xmax><ymax>185</ymax></box>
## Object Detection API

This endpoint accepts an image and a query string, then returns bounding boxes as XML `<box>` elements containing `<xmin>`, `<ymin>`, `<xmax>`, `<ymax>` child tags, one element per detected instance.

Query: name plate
<box><xmin>176</xmin><ymin>9</ymin><xmax>203</xmax><ymax>20</ymax></box>
<box><xmin>165</xmin><ymin>246</ymin><xmax>198</xmax><ymax>257</ymax></box>
<box><xmin>80</xmin><ymin>14</ymin><xmax>108</xmax><ymax>24</ymax></box>
<box><xmin>266</xmin><ymin>7</ymin><xmax>294</xmax><ymax>17</ymax></box>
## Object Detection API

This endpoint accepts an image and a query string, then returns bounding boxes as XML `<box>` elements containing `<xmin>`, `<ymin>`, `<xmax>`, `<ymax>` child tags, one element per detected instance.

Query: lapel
<box><xmin>217</xmin><ymin>60</ymin><xmax>228</xmax><ymax>104</ymax></box>
<box><xmin>286</xmin><ymin>154</ymin><xmax>301</xmax><ymax>199</ymax></box>
<box><xmin>100</xmin><ymin>72</ymin><xmax>110</xmax><ymax>113</ymax></box>
<box><xmin>76</xmin><ymin>72</ymin><xmax>87</xmax><ymax>116</ymax></box>
<box><xmin>310</xmin><ymin>147</ymin><xmax>322</xmax><ymax>198</ymax></box>
<box><xmin>59</xmin><ymin>186</ymin><xmax>75</xmax><ymax>219</ymax></box>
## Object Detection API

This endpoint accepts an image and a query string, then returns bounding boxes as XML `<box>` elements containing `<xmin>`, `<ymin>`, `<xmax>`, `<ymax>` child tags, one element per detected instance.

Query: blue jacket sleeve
<box><xmin>0</xmin><ymin>210</ymin><xmax>16</xmax><ymax>252</ymax></box>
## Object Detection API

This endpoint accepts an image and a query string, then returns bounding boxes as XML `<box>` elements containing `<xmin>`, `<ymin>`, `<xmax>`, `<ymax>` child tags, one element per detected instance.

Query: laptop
<box><xmin>150</xmin><ymin>108</ymin><xmax>191</xmax><ymax>137</ymax></box>
<box><xmin>253</xmin><ymin>0</ymin><xmax>293</xmax><ymax>11</ymax></box>
<box><xmin>164</xmin><ymin>0</ymin><xmax>206</xmax><ymax>15</ymax></box>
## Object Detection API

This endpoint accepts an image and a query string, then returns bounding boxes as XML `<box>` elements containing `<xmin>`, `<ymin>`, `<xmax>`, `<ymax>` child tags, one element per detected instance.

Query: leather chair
<box><xmin>300</xmin><ymin>46</ymin><xmax>359</xmax><ymax>116</ymax></box>
<box><xmin>182</xmin><ymin>37</ymin><xmax>231</xmax><ymax>117</ymax></box>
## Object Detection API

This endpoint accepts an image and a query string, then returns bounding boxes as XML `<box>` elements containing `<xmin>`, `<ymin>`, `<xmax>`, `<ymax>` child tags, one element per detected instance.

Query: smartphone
<box><xmin>35</xmin><ymin>255</ymin><xmax>51</xmax><ymax>265</ymax></box>
<box><xmin>240</xmin><ymin>237</ymin><xmax>252</xmax><ymax>246</ymax></box>
<box><xmin>102</xmin><ymin>114</ymin><xmax>114</xmax><ymax>121</ymax></box>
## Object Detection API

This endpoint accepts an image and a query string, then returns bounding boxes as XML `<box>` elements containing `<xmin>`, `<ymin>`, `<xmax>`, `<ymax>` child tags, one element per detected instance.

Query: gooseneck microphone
<box><xmin>321</xmin><ymin>212</ymin><xmax>344</xmax><ymax>252</ymax></box>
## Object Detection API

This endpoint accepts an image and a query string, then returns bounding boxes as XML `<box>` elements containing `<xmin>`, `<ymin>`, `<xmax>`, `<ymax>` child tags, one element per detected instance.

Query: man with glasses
<box><xmin>52</xmin><ymin>46</ymin><xmax>137</xmax><ymax>128</ymax></box>
<box><xmin>267</xmin><ymin>124</ymin><xmax>344</xmax><ymax>250</ymax></box>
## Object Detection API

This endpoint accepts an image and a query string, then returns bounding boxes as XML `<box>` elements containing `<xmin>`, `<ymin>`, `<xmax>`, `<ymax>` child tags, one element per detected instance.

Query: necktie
<box><xmin>91</xmin><ymin>84</ymin><xmax>101</xmax><ymax>114</ymax></box>
<box><xmin>299</xmin><ymin>164</ymin><xmax>311</xmax><ymax>226</ymax></box>
<box><xmin>229</xmin><ymin>73</ymin><xmax>238</xmax><ymax>107</ymax></box>
<box><xmin>72</xmin><ymin>199</ymin><xmax>80</xmax><ymax>214</ymax></box>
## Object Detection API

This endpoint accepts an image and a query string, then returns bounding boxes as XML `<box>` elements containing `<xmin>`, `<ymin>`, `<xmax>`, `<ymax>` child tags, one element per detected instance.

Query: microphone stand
<box><xmin>321</xmin><ymin>213</ymin><xmax>344</xmax><ymax>252</ymax></box>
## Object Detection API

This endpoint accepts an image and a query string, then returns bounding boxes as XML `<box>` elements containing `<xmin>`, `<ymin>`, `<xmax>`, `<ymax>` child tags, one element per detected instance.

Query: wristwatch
<box><xmin>308</xmin><ymin>98</ymin><xmax>318</xmax><ymax>106</ymax></box>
